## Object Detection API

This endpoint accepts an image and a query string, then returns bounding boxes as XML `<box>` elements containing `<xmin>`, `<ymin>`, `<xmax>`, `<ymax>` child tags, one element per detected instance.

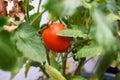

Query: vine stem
<box><xmin>39</xmin><ymin>63</ymin><xmax>49</xmax><ymax>78</ymax></box>
<box><xmin>30</xmin><ymin>9</ymin><xmax>46</xmax><ymax>25</ymax></box>
<box><xmin>26</xmin><ymin>0</ymin><xmax>30</xmax><ymax>23</ymax></box>
<box><xmin>86</xmin><ymin>16</ymin><xmax>91</xmax><ymax>34</ymax></box>
<box><xmin>62</xmin><ymin>44</ymin><xmax>76</xmax><ymax>76</ymax></box>
<box><xmin>62</xmin><ymin>52</ymin><xmax>69</xmax><ymax>76</ymax></box>
<box><xmin>62</xmin><ymin>40</ymin><xmax>83</xmax><ymax>76</ymax></box>
<box><xmin>62</xmin><ymin>38</ymin><xmax>92</xmax><ymax>76</ymax></box>
<box><xmin>74</xmin><ymin>60</ymin><xmax>84</xmax><ymax>75</ymax></box>
<box><xmin>26</xmin><ymin>60</ymin><xmax>49</xmax><ymax>79</ymax></box>
<box><xmin>46</xmin><ymin>48</ymin><xmax>50</xmax><ymax>65</ymax></box>
<box><xmin>37</xmin><ymin>0</ymin><xmax>42</xmax><ymax>13</ymax></box>
<box><xmin>62</xmin><ymin>47</ymin><xmax>78</xmax><ymax>76</ymax></box>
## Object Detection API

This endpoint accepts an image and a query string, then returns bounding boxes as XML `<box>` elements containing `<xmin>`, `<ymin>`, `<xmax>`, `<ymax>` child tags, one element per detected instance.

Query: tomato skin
<box><xmin>42</xmin><ymin>23</ymin><xmax>70</xmax><ymax>53</ymax></box>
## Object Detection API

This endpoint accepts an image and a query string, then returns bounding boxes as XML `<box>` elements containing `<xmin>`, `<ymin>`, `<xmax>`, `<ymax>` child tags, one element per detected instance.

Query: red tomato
<box><xmin>42</xmin><ymin>23</ymin><xmax>70</xmax><ymax>53</ymax></box>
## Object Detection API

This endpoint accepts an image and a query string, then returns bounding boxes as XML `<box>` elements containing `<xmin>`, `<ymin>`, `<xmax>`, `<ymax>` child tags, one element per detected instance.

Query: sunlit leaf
<box><xmin>92</xmin><ymin>10</ymin><xmax>119</xmax><ymax>80</ymax></box>
<box><xmin>70</xmin><ymin>6</ymin><xmax>90</xmax><ymax>27</ymax></box>
<box><xmin>57</xmin><ymin>29</ymin><xmax>87</xmax><ymax>38</ymax></box>
<box><xmin>93</xmin><ymin>9</ymin><xmax>118</xmax><ymax>52</ymax></box>
<box><xmin>14</xmin><ymin>22</ymin><xmax>46</xmax><ymax>63</ymax></box>
<box><xmin>106</xmin><ymin>0</ymin><xmax>118</xmax><ymax>14</ymax></box>
<box><xmin>108</xmin><ymin>13</ymin><xmax>120</xmax><ymax>20</ymax></box>
<box><xmin>81</xmin><ymin>0</ymin><xmax>92</xmax><ymax>9</ymax></box>
<box><xmin>76</xmin><ymin>44</ymin><xmax>102</xmax><ymax>58</ymax></box>
<box><xmin>110</xmin><ymin>60</ymin><xmax>118</xmax><ymax>68</ymax></box>
<box><xmin>45</xmin><ymin>0</ymin><xmax>81</xmax><ymax>16</ymax></box>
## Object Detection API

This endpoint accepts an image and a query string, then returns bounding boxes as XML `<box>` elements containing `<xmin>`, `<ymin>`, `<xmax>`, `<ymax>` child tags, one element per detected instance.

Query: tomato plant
<box><xmin>0</xmin><ymin>0</ymin><xmax>120</xmax><ymax>80</ymax></box>
<box><xmin>42</xmin><ymin>23</ymin><xmax>70</xmax><ymax>53</ymax></box>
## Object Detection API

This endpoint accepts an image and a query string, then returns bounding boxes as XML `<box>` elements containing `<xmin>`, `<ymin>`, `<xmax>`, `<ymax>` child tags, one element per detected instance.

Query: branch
<box><xmin>39</xmin><ymin>63</ymin><xmax>49</xmax><ymax>78</ymax></box>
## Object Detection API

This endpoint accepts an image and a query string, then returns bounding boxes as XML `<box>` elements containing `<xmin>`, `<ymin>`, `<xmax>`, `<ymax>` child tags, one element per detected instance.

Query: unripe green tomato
<box><xmin>42</xmin><ymin>23</ymin><xmax>70</xmax><ymax>53</ymax></box>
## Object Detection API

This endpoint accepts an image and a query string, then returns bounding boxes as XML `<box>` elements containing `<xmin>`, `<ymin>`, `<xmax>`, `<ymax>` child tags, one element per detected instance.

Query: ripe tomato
<box><xmin>42</xmin><ymin>23</ymin><xmax>70</xmax><ymax>53</ymax></box>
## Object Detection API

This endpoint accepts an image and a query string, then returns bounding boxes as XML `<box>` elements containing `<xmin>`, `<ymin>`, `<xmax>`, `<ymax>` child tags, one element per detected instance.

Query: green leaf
<box><xmin>29</xmin><ymin>61</ymin><xmax>41</xmax><ymax>67</ymax></box>
<box><xmin>57</xmin><ymin>29</ymin><xmax>87</xmax><ymax>38</ymax></box>
<box><xmin>106</xmin><ymin>0</ymin><xmax>118</xmax><ymax>14</ymax></box>
<box><xmin>0</xmin><ymin>17</ymin><xmax>10</xmax><ymax>32</ymax></box>
<box><xmin>45</xmin><ymin>65</ymin><xmax>66</xmax><ymax>80</ymax></box>
<box><xmin>24</xmin><ymin>0</ymin><xmax>34</xmax><ymax>11</ymax></box>
<box><xmin>117</xmin><ymin>53</ymin><xmax>120</xmax><ymax>62</ymax></box>
<box><xmin>0</xmin><ymin>16</ymin><xmax>9</xmax><ymax>27</ymax></box>
<box><xmin>92</xmin><ymin>10</ymin><xmax>119</xmax><ymax>80</ymax></box>
<box><xmin>30</xmin><ymin>10</ymin><xmax>46</xmax><ymax>27</ymax></box>
<box><xmin>50</xmin><ymin>59</ymin><xmax>62</xmax><ymax>72</ymax></box>
<box><xmin>29</xmin><ymin>4</ymin><xmax>34</xmax><ymax>11</ymax></box>
<box><xmin>93</xmin><ymin>9</ymin><xmax>118</xmax><ymax>52</ymax></box>
<box><xmin>81</xmin><ymin>0</ymin><xmax>92</xmax><ymax>9</ymax></box>
<box><xmin>30</xmin><ymin>13</ymin><xmax>41</xmax><ymax>29</ymax></box>
<box><xmin>76</xmin><ymin>44</ymin><xmax>102</xmax><ymax>58</ymax></box>
<box><xmin>70</xmin><ymin>25</ymin><xmax>86</xmax><ymax>33</ymax></box>
<box><xmin>92</xmin><ymin>51</ymin><xmax>114</xmax><ymax>80</ymax></box>
<box><xmin>108</xmin><ymin>13</ymin><xmax>120</xmax><ymax>20</ymax></box>
<box><xmin>110</xmin><ymin>60</ymin><xmax>118</xmax><ymax>68</ymax></box>
<box><xmin>0</xmin><ymin>31</ymin><xmax>20</xmax><ymax>70</ymax></box>
<box><xmin>14</xmin><ymin>22</ymin><xmax>46</xmax><ymax>63</ymax></box>
<box><xmin>66</xmin><ymin>75</ymin><xmax>86</xmax><ymax>80</ymax></box>
<box><xmin>45</xmin><ymin>0</ymin><xmax>81</xmax><ymax>16</ymax></box>
<box><xmin>70</xmin><ymin>6</ymin><xmax>90</xmax><ymax>27</ymax></box>
<box><xmin>116</xmin><ymin>0</ymin><xmax>120</xmax><ymax>7</ymax></box>
<box><xmin>48</xmin><ymin>13</ymin><xmax>59</xmax><ymax>21</ymax></box>
<box><xmin>114</xmin><ymin>73</ymin><xmax>120</xmax><ymax>80</ymax></box>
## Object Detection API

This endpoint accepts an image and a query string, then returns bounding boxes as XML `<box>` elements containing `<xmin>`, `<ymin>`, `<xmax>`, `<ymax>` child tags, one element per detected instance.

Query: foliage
<box><xmin>14</xmin><ymin>22</ymin><xmax>46</xmax><ymax>63</ymax></box>
<box><xmin>0</xmin><ymin>0</ymin><xmax>120</xmax><ymax>80</ymax></box>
